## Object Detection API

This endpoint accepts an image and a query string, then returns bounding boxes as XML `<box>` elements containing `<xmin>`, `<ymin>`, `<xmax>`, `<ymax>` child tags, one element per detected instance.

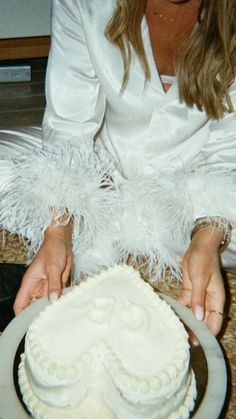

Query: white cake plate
<box><xmin>0</xmin><ymin>291</ymin><xmax>227</xmax><ymax>419</ymax></box>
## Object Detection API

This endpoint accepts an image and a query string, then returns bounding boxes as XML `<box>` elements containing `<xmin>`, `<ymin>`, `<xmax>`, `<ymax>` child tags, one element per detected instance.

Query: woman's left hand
<box><xmin>178</xmin><ymin>226</ymin><xmax>226</xmax><ymax>337</ymax></box>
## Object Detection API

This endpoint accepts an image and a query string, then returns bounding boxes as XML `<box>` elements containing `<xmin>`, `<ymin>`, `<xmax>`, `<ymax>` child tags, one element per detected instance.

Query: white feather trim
<box><xmin>71</xmin><ymin>165</ymin><xmax>236</xmax><ymax>283</ymax></box>
<box><xmin>1</xmin><ymin>143</ymin><xmax>236</xmax><ymax>282</ymax></box>
<box><xmin>0</xmin><ymin>143</ymin><xmax>119</xmax><ymax>258</ymax></box>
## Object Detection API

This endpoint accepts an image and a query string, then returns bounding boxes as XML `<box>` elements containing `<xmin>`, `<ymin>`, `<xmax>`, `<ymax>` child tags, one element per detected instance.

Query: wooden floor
<box><xmin>0</xmin><ymin>58</ymin><xmax>46</xmax><ymax>128</ymax></box>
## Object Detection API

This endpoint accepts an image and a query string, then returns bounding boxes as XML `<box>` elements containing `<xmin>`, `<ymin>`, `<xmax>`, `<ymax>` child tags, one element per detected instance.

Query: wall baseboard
<box><xmin>0</xmin><ymin>36</ymin><xmax>50</xmax><ymax>61</ymax></box>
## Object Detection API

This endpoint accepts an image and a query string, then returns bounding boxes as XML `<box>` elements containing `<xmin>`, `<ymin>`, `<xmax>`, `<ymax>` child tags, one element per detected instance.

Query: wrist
<box><xmin>190</xmin><ymin>216</ymin><xmax>232</xmax><ymax>252</ymax></box>
<box><xmin>45</xmin><ymin>223</ymin><xmax>72</xmax><ymax>241</ymax></box>
<box><xmin>191</xmin><ymin>226</ymin><xmax>223</xmax><ymax>250</ymax></box>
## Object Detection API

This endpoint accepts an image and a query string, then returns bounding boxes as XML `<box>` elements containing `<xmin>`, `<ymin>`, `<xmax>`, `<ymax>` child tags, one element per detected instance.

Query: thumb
<box><xmin>191</xmin><ymin>274</ymin><xmax>207</xmax><ymax>321</ymax></box>
<box><xmin>13</xmin><ymin>288</ymin><xmax>32</xmax><ymax>314</ymax></box>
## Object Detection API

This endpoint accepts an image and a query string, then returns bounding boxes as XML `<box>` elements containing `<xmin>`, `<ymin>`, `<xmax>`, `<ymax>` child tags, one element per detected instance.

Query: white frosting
<box><xmin>18</xmin><ymin>265</ymin><xmax>197</xmax><ymax>418</ymax></box>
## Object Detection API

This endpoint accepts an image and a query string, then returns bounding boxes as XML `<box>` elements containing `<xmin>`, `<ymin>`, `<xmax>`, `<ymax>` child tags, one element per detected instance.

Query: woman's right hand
<box><xmin>13</xmin><ymin>223</ymin><xmax>73</xmax><ymax>314</ymax></box>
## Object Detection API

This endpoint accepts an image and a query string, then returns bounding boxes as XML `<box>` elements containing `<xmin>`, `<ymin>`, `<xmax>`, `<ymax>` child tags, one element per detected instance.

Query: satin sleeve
<box><xmin>42</xmin><ymin>0</ymin><xmax>106</xmax><ymax>150</ymax></box>
<box><xmin>186</xmin><ymin>82</ymin><xmax>236</xmax><ymax>222</ymax></box>
<box><xmin>128</xmin><ymin>85</ymin><xmax>236</xmax><ymax>271</ymax></box>
<box><xmin>201</xmin><ymin>84</ymin><xmax>236</xmax><ymax>171</ymax></box>
<box><xmin>0</xmin><ymin>0</ymin><xmax>114</xmax><ymax>262</ymax></box>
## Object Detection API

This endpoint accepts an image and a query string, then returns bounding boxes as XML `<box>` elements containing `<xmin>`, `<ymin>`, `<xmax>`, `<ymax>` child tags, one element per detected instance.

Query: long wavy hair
<box><xmin>105</xmin><ymin>0</ymin><xmax>236</xmax><ymax>119</ymax></box>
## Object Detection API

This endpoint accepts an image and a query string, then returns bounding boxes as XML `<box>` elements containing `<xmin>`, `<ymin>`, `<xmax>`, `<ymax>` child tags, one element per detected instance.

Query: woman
<box><xmin>0</xmin><ymin>0</ymin><xmax>235</xmax><ymax>336</ymax></box>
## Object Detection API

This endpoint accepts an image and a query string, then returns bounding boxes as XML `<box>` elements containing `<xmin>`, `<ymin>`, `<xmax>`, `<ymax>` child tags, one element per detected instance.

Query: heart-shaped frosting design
<box><xmin>19</xmin><ymin>265</ymin><xmax>196</xmax><ymax>419</ymax></box>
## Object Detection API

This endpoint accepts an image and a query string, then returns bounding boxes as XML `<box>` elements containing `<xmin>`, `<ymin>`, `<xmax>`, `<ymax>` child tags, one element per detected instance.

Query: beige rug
<box><xmin>1</xmin><ymin>230</ymin><xmax>235</xmax><ymax>418</ymax></box>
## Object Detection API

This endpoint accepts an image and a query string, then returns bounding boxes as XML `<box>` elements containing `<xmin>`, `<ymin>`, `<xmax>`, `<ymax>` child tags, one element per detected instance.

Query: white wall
<box><xmin>0</xmin><ymin>0</ymin><xmax>52</xmax><ymax>39</ymax></box>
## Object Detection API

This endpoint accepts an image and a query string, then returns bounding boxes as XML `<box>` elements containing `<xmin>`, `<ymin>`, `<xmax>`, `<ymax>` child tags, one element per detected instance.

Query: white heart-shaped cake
<box><xmin>18</xmin><ymin>265</ymin><xmax>196</xmax><ymax>418</ymax></box>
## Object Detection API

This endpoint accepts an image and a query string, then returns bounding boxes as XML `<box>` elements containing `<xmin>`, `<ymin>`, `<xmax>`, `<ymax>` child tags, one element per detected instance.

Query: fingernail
<box><xmin>49</xmin><ymin>292</ymin><xmax>58</xmax><ymax>303</ymax></box>
<box><xmin>195</xmin><ymin>305</ymin><xmax>204</xmax><ymax>321</ymax></box>
<box><xmin>192</xmin><ymin>337</ymin><xmax>199</xmax><ymax>347</ymax></box>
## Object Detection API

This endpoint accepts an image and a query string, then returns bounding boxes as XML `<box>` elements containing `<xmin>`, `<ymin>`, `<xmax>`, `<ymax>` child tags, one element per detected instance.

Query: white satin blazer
<box><xmin>1</xmin><ymin>0</ymin><xmax>236</xmax><ymax>279</ymax></box>
<box><xmin>43</xmin><ymin>0</ymin><xmax>236</xmax><ymax>178</ymax></box>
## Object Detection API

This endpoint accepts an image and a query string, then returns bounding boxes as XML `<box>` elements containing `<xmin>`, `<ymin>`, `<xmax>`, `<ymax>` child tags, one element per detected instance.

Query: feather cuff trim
<box><xmin>1</xmin><ymin>146</ymin><xmax>236</xmax><ymax>282</ymax></box>
<box><xmin>0</xmin><ymin>143</ymin><xmax>118</xmax><ymax>258</ymax></box>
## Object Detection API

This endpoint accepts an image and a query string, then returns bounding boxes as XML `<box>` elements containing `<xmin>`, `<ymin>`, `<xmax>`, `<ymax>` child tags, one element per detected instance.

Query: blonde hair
<box><xmin>105</xmin><ymin>0</ymin><xmax>149</xmax><ymax>90</ymax></box>
<box><xmin>105</xmin><ymin>0</ymin><xmax>236</xmax><ymax>119</ymax></box>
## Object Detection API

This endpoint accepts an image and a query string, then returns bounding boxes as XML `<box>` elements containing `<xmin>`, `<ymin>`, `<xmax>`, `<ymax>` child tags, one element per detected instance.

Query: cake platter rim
<box><xmin>0</xmin><ymin>288</ymin><xmax>227</xmax><ymax>419</ymax></box>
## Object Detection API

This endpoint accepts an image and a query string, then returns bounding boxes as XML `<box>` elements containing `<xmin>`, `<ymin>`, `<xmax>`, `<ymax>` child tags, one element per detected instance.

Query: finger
<box><xmin>190</xmin><ymin>273</ymin><xmax>208</xmax><ymax>322</ymax></box>
<box><xmin>47</xmin><ymin>265</ymin><xmax>63</xmax><ymax>302</ymax></box>
<box><xmin>178</xmin><ymin>258</ymin><xmax>192</xmax><ymax>307</ymax></box>
<box><xmin>13</xmin><ymin>275</ymin><xmax>48</xmax><ymax>314</ymax></box>
<box><xmin>204</xmin><ymin>278</ymin><xmax>225</xmax><ymax>336</ymax></box>
<box><xmin>186</xmin><ymin>327</ymin><xmax>199</xmax><ymax>346</ymax></box>
<box><xmin>13</xmin><ymin>269</ymin><xmax>44</xmax><ymax>314</ymax></box>
<box><xmin>13</xmin><ymin>287</ymin><xmax>33</xmax><ymax>314</ymax></box>
<box><xmin>205</xmin><ymin>311</ymin><xmax>224</xmax><ymax>336</ymax></box>
<box><xmin>178</xmin><ymin>287</ymin><xmax>192</xmax><ymax>307</ymax></box>
<box><xmin>61</xmin><ymin>254</ymin><xmax>73</xmax><ymax>288</ymax></box>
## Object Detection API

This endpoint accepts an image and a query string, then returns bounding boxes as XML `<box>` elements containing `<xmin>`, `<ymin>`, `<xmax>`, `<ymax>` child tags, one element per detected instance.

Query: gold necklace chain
<box><xmin>152</xmin><ymin>0</ymin><xmax>181</xmax><ymax>23</ymax></box>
